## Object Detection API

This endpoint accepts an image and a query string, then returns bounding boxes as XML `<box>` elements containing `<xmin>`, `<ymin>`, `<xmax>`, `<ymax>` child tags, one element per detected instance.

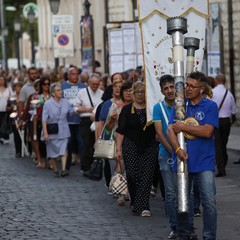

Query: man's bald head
<box><xmin>215</xmin><ymin>74</ymin><xmax>226</xmax><ymax>85</ymax></box>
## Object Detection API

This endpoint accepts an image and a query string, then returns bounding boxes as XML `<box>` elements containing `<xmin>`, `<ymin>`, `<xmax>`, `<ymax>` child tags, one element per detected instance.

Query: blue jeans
<box><xmin>178</xmin><ymin>171</ymin><xmax>217</xmax><ymax>240</ymax></box>
<box><xmin>159</xmin><ymin>154</ymin><xmax>177</xmax><ymax>230</ymax></box>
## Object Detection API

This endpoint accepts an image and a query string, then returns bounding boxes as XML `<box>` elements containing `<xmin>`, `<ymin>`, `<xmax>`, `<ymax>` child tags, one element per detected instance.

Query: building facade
<box><xmin>36</xmin><ymin>0</ymin><xmax>239</xmax><ymax>118</ymax></box>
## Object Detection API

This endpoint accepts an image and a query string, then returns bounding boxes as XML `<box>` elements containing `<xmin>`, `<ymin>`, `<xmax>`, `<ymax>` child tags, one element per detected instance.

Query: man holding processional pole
<box><xmin>138</xmin><ymin>1</ymin><xmax>216</xmax><ymax>239</ymax></box>
<box><xmin>167</xmin><ymin>71</ymin><xmax>218</xmax><ymax>240</ymax></box>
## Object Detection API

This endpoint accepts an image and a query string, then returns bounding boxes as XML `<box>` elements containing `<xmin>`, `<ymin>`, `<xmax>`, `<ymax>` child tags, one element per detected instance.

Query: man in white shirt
<box><xmin>212</xmin><ymin>74</ymin><xmax>237</xmax><ymax>177</ymax></box>
<box><xmin>75</xmin><ymin>73</ymin><xmax>103</xmax><ymax>176</ymax></box>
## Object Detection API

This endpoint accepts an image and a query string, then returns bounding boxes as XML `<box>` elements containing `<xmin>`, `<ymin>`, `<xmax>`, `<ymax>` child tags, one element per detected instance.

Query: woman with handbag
<box><xmin>116</xmin><ymin>81</ymin><xmax>158</xmax><ymax>217</ymax></box>
<box><xmin>98</xmin><ymin>78</ymin><xmax>125</xmax><ymax>205</ymax></box>
<box><xmin>42</xmin><ymin>83</ymin><xmax>72</xmax><ymax>177</ymax></box>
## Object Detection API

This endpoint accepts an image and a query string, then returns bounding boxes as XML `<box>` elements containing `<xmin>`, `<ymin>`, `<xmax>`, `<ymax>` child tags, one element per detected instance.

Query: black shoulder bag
<box><xmin>47</xmin><ymin>106</ymin><xmax>61</xmax><ymax>134</ymax></box>
<box><xmin>86</xmin><ymin>88</ymin><xmax>94</xmax><ymax>108</ymax></box>
<box><xmin>218</xmin><ymin>89</ymin><xmax>228</xmax><ymax>111</ymax></box>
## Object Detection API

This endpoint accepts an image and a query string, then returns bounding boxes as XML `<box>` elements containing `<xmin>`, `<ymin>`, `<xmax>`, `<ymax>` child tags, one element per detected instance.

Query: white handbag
<box><xmin>93</xmin><ymin>125</ymin><xmax>116</xmax><ymax>159</ymax></box>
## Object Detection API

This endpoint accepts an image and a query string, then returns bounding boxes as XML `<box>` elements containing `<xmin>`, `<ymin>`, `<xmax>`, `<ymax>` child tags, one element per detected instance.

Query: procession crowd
<box><xmin>0</xmin><ymin>65</ymin><xmax>237</xmax><ymax>240</ymax></box>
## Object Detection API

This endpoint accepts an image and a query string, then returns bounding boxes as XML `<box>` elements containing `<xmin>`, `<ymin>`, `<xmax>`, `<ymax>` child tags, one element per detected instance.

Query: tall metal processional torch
<box><xmin>167</xmin><ymin>17</ymin><xmax>188</xmax><ymax>213</ymax></box>
<box><xmin>184</xmin><ymin>37</ymin><xmax>200</xmax><ymax>77</ymax></box>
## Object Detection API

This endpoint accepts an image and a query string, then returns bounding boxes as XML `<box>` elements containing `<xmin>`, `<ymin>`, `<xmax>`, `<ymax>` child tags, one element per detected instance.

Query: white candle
<box><xmin>173</xmin><ymin>45</ymin><xmax>184</xmax><ymax>61</ymax></box>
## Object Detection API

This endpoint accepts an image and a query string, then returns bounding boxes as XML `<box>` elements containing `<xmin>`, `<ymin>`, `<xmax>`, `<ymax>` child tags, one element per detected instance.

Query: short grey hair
<box><xmin>50</xmin><ymin>83</ymin><xmax>61</xmax><ymax>95</ymax></box>
<box><xmin>89</xmin><ymin>73</ymin><xmax>101</xmax><ymax>82</ymax></box>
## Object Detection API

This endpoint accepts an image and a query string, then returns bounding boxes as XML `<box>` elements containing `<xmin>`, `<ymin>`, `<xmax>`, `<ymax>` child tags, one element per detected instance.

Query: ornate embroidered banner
<box><xmin>138</xmin><ymin>0</ymin><xmax>209</xmax><ymax>122</ymax></box>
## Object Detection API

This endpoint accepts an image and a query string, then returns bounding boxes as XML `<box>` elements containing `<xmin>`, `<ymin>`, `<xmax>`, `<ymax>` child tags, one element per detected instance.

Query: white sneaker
<box><xmin>168</xmin><ymin>230</ymin><xmax>179</xmax><ymax>239</ymax></box>
<box><xmin>141</xmin><ymin>210</ymin><xmax>151</xmax><ymax>217</ymax></box>
<box><xmin>150</xmin><ymin>186</ymin><xmax>157</xmax><ymax>197</ymax></box>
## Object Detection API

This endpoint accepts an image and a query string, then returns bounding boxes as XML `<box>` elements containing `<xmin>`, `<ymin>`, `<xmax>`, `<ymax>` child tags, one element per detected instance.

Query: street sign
<box><xmin>23</xmin><ymin>2</ymin><xmax>38</xmax><ymax>19</ymax></box>
<box><xmin>57</xmin><ymin>34</ymin><xmax>69</xmax><ymax>46</ymax></box>
<box><xmin>52</xmin><ymin>15</ymin><xmax>74</xmax><ymax>58</ymax></box>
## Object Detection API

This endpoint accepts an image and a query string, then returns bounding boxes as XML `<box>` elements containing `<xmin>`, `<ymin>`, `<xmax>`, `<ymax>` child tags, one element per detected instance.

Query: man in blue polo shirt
<box><xmin>62</xmin><ymin>66</ymin><xmax>86</xmax><ymax>176</ymax></box>
<box><xmin>167</xmin><ymin>71</ymin><xmax>218</xmax><ymax>240</ymax></box>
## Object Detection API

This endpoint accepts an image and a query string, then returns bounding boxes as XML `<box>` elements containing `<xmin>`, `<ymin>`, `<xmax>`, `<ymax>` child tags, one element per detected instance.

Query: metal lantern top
<box><xmin>27</xmin><ymin>6</ymin><xmax>35</xmax><ymax>24</ymax></box>
<box><xmin>49</xmin><ymin>0</ymin><xmax>60</xmax><ymax>14</ymax></box>
<box><xmin>14</xmin><ymin>18</ymin><xmax>21</xmax><ymax>32</ymax></box>
<box><xmin>167</xmin><ymin>17</ymin><xmax>188</xmax><ymax>35</ymax></box>
<box><xmin>184</xmin><ymin>37</ymin><xmax>200</xmax><ymax>50</ymax></box>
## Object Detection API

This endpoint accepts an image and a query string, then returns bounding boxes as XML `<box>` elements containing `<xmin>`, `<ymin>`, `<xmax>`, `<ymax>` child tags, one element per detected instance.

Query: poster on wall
<box><xmin>109</xmin><ymin>55</ymin><xmax>124</xmax><ymax>74</ymax></box>
<box><xmin>80</xmin><ymin>16</ymin><xmax>94</xmax><ymax>73</ymax></box>
<box><xmin>208</xmin><ymin>52</ymin><xmax>221</xmax><ymax>76</ymax></box>
<box><xmin>207</xmin><ymin>3</ymin><xmax>221</xmax><ymax>76</ymax></box>
<box><xmin>109</xmin><ymin>30</ymin><xmax>123</xmax><ymax>55</ymax></box>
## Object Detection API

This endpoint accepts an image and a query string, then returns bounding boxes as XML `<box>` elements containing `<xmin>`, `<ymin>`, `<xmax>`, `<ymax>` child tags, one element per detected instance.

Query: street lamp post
<box><xmin>0</xmin><ymin>0</ymin><xmax>8</xmax><ymax>70</ymax></box>
<box><xmin>27</xmin><ymin>6</ymin><xmax>35</xmax><ymax>66</ymax></box>
<box><xmin>49</xmin><ymin>0</ymin><xmax>60</xmax><ymax>73</ymax></box>
<box><xmin>14</xmin><ymin>18</ymin><xmax>21</xmax><ymax>70</ymax></box>
<box><xmin>2</xmin><ymin>26</ymin><xmax>8</xmax><ymax>70</ymax></box>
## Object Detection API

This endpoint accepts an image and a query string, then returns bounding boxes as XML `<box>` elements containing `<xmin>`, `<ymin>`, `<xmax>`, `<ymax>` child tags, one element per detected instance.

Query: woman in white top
<box><xmin>0</xmin><ymin>74</ymin><xmax>13</xmax><ymax>144</ymax></box>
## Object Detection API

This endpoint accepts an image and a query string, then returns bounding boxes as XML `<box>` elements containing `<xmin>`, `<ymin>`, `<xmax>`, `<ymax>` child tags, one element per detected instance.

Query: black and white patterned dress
<box><xmin>117</xmin><ymin>104</ymin><xmax>158</xmax><ymax>214</ymax></box>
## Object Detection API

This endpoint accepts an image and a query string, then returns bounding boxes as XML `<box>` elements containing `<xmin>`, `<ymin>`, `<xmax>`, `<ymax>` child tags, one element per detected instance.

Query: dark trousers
<box><xmin>66</xmin><ymin>124</ymin><xmax>83</xmax><ymax>171</ymax></box>
<box><xmin>13</xmin><ymin>125</ymin><xmax>22</xmax><ymax>154</ymax></box>
<box><xmin>104</xmin><ymin>159</ymin><xmax>111</xmax><ymax>187</ymax></box>
<box><xmin>79</xmin><ymin>118</ymin><xmax>95</xmax><ymax>171</ymax></box>
<box><xmin>0</xmin><ymin>112</ymin><xmax>10</xmax><ymax>140</ymax></box>
<box><xmin>215</xmin><ymin>117</ymin><xmax>231</xmax><ymax>173</ymax></box>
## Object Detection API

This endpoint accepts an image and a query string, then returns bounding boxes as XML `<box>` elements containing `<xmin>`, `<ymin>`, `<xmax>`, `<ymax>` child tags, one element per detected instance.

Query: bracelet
<box><xmin>175</xmin><ymin>146</ymin><xmax>181</xmax><ymax>154</ymax></box>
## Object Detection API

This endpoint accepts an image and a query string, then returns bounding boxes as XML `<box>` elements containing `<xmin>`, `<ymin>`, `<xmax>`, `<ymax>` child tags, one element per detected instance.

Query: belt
<box><xmin>81</xmin><ymin>116</ymin><xmax>91</xmax><ymax>120</ymax></box>
<box><xmin>219</xmin><ymin>117</ymin><xmax>230</xmax><ymax>119</ymax></box>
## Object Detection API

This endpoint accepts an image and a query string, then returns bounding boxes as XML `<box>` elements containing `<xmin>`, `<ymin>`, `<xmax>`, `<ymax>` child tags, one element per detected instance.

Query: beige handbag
<box><xmin>93</xmin><ymin>126</ymin><xmax>116</xmax><ymax>159</ymax></box>
<box><xmin>109</xmin><ymin>159</ymin><xmax>128</xmax><ymax>195</ymax></box>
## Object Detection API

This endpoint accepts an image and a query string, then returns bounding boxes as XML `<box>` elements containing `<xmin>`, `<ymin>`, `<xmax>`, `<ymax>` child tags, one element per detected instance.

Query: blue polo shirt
<box><xmin>169</xmin><ymin>97</ymin><xmax>219</xmax><ymax>173</ymax></box>
<box><xmin>152</xmin><ymin>100</ymin><xmax>173</xmax><ymax>157</ymax></box>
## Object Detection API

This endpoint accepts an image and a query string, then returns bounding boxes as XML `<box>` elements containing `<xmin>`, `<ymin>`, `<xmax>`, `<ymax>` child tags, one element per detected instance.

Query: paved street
<box><xmin>0</xmin><ymin>132</ymin><xmax>240</xmax><ymax>240</ymax></box>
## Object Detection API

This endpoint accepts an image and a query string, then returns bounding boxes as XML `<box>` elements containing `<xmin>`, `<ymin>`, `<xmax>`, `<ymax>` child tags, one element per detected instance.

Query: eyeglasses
<box><xmin>113</xmin><ymin>86</ymin><xmax>122</xmax><ymax>89</ymax></box>
<box><xmin>123</xmin><ymin>89</ymin><xmax>132</xmax><ymax>93</ymax></box>
<box><xmin>134</xmin><ymin>90</ymin><xmax>145</xmax><ymax>95</ymax></box>
<box><xmin>43</xmin><ymin>82</ymin><xmax>50</xmax><ymax>86</ymax></box>
<box><xmin>184</xmin><ymin>83</ymin><xmax>202</xmax><ymax>90</ymax></box>
<box><xmin>91</xmin><ymin>83</ymin><xmax>99</xmax><ymax>86</ymax></box>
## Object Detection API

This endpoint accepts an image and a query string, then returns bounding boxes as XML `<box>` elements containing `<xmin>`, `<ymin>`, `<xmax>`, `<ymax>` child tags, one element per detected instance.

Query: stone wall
<box><xmin>210</xmin><ymin>0</ymin><xmax>240</xmax><ymax>122</ymax></box>
<box><xmin>224</xmin><ymin>0</ymin><xmax>239</xmax><ymax>121</ymax></box>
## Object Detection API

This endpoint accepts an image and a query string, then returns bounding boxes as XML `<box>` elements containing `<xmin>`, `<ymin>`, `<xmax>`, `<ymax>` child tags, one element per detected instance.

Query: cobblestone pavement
<box><xmin>0</xmin><ymin>138</ymin><xmax>240</xmax><ymax>240</ymax></box>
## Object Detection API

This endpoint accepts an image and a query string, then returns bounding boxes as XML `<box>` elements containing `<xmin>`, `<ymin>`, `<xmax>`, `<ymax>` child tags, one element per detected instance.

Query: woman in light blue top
<box><xmin>42</xmin><ymin>83</ymin><xmax>72</xmax><ymax>177</ymax></box>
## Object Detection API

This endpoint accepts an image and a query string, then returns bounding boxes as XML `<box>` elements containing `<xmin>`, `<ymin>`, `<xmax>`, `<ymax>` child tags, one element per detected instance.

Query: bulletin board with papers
<box><xmin>108</xmin><ymin>23</ymin><xmax>143</xmax><ymax>75</ymax></box>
